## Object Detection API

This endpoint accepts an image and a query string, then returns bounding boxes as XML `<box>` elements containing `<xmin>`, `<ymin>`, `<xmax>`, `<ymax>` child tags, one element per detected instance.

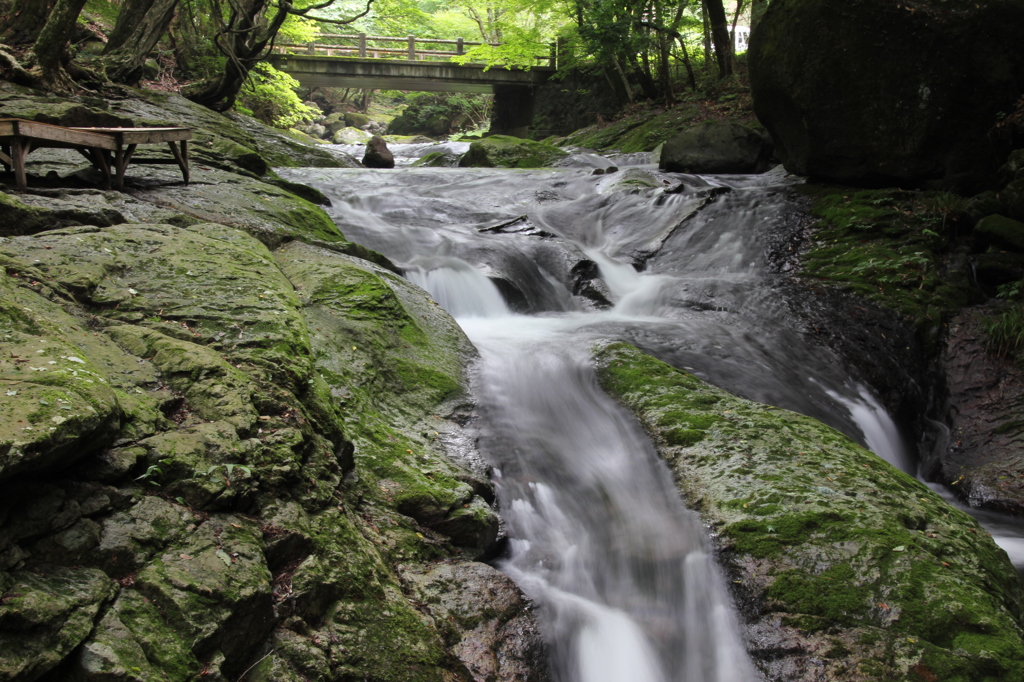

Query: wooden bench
<box><xmin>0</xmin><ymin>119</ymin><xmax>190</xmax><ymax>191</ymax></box>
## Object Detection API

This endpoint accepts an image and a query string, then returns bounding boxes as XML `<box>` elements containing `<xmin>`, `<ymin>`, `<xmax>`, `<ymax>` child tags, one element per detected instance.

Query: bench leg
<box><xmin>10</xmin><ymin>138</ymin><xmax>28</xmax><ymax>191</ymax></box>
<box><xmin>86</xmin><ymin>148</ymin><xmax>113</xmax><ymax>189</ymax></box>
<box><xmin>167</xmin><ymin>140</ymin><xmax>189</xmax><ymax>185</ymax></box>
<box><xmin>114</xmin><ymin>143</ymin><xmax>137</xmax><ymax>191</ymax></box>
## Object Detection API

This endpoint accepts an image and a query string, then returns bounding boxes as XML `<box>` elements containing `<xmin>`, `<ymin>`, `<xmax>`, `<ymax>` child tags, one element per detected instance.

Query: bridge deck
<box><xmin>271</xmin><ymin>55</ymin><xmax>553</xmax><ymax>94</ymax></box>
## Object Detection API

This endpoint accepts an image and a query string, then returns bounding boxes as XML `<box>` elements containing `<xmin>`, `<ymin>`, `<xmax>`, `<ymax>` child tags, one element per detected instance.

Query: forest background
<box><xmin>0</xmin><ymin>0</ymin><xmax>758</xmax><ymax>133</ymax></box>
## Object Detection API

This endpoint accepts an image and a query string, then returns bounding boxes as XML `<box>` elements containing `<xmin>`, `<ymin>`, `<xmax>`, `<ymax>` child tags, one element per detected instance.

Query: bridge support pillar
<box><xmin>490</xmin><ymin>85</ymin><xmax>535</xmax><ymax>138</ymax></box>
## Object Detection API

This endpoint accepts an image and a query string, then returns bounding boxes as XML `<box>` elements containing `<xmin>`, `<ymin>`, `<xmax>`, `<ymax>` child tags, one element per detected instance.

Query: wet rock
<box><xmin>0</xmin><ymin>566</ymin><xmax>117</xmax><ymax>680</ymax></box>
<box><xmin>402</xmin><ymin>560</ymin><xmax>550</xmax><ymax>682</ymax></box>
<box><xmin>595</xmin><ymin>342</ymin><xmax>1024</xmax><ymax>680</ymax></box>
<box><xmin>971</xmin><ymin>251</ymin><xmax>1024</xmax><ymax>290</ymax></box>
<box><xmin>459</xmin><ymin>135</ymin><xmax>568</xmax><ymax>169</ymax></box>
<box><xmin>362</xmin><ymin>135</ymin><xmax>395</xmax><ymax>169</ymax></box>
<box><xmin>749</xmin><ymin>0</ymin><xmax>1024</xmax><ymax>190</ymax></box>
<box><xmin>88</xmin><ymin>495</ymin><xmax>192</xmax><ymax>576</ymax></box>
<box><xmin>659</xmin><ymin>121</ymin><xmax>772</xmax><ymax>174</ymax></box>
<box><xmin>933</xmin><ymin>308</ymin><xmax>1024</xmax><ymax>515</ymax></box>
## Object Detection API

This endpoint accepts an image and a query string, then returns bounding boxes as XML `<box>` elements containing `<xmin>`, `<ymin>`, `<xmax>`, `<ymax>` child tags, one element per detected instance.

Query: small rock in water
<box><xmin>591</xmin><ymin>168</ymin><xmax>606</xmax><ymax>176</ymax></box>
<box><xmin>363</xmin><ymin>135</ymin><xmax>395</xmax><ymax>169</ymax></box>
<box><xmin>605</xmin><ymin>166</ymin><xmax>618</xmax><ymax>174</ymax></box>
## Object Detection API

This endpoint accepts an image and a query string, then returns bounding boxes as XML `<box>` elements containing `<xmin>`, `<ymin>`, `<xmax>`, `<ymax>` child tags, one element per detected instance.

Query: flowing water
<box><xmin>281</xmin><ymin>149</ymin><xmax>1023</xmax><ymax>679</ymax></box>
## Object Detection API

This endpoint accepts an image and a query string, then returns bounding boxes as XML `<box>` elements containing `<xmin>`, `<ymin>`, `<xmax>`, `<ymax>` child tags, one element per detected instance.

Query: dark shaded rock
<box><xmin>659</xmin><ymin>121</ymin><xmax>772</xmax><ymax>174</ymax></box>
<box><xmin>1001</xmin><ymin>178</ymin><xmax>1024</xmax><ymax>222</ymax></box>
<box><xmin>933</xmin><ymin>308</ymin><xmax>1024</xmax><ymax>514</ymax></box>
<box><xmin>975</xmin><ymin>214</ymin><xmax>1024</xmax><ymax>253</ymax></box>
<box><xmin>362</xmin><ymin>135</ymin><xmax>395</xmax><ymax>169</ymax></box>
<box><xmin>965</xmin><ymin>190</ymin><xmax>1005</xmax><ymax>228</ymax></box>
<box><xmin>749</xmin><ymin>0</ymin><xmax>1024</xmax><ymax>190</ymax></box>
<box><xmin>972</xmin><ymin>251</ymin><xmax>1024</xmax><ymax>289</ymax></box>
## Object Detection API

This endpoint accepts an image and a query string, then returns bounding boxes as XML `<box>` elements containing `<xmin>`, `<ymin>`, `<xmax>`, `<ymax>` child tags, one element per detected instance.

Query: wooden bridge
<box><xmin>269</xmin><ymin>34</ymin><xmax>557</xmax><ymax>135</ymax></box>
<box><xmin>270</xmin><ymin>33</ymin><xmax>555</xmax><ymax>93</ymax></box>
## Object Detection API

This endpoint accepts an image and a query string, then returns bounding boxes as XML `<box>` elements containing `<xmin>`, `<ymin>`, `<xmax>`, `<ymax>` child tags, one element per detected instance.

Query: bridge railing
<box><xmin>273</xmin><ymin>33</ymin><xmax>556</xmax><ymax>68</ymax></box>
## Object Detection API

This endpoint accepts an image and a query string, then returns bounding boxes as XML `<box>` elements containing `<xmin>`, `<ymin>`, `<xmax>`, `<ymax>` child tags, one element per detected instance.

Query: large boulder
<box><xmin>362</xmin><ymin>135</ymin><xmax>395</xmax><ymax>168</ymax></box>
<box><xmin>458</xmin><ymin>135</ymin><xmax>568</xmax><ymax>169</ymax></box>
<box><xmin>659</xmin><ymin>121</ymin><xmax>772</xmax><ymax>174</ymax></box>
<box><xmin>748</xmin><ymin>0</ymin><xmax>1024</xmax><ymax>190</ymax></box>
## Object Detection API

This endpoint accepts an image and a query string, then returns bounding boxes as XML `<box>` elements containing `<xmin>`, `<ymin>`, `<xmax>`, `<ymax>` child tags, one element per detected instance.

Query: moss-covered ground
<box><xmin>595</xmin><ymin>341</ymin><xmax>1024</xmax><ymax>681</ymax></box>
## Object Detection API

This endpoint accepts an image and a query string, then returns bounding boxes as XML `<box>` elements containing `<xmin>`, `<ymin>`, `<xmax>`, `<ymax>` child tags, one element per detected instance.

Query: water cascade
<box><xmin>281</xmin><ymin>150</ymin><xmax>1023</xmax><ymax>679</ymax></box>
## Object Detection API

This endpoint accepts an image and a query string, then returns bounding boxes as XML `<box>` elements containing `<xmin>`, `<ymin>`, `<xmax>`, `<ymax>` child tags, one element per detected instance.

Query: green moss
<box><xmin>768</xmin><ymin>563</ymin><xmax>872</xmax><ymax>628</ymax></box>
<box><xmin>797</xmin><ymin>186</ymin><xmax>973</xmax><ymax>349</ymax></box>
<box><xmin>458</xmin><ymin>135</ymin><xmax>568</xmax><ymax>168</ymax></box>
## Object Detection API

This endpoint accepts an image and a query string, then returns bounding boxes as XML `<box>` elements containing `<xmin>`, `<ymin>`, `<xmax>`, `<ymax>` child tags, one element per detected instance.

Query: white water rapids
<box><xmin>281</xmin><ymin>146</ymin><xmax>1024</xmax><ymax>679</ymax></box>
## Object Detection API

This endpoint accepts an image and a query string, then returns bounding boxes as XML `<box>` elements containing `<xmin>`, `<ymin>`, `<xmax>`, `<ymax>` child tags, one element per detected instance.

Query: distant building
<box><xmin>734</xmin><ymin>25</ymin><xmax>751</xmax><ymax>52</ymax></box>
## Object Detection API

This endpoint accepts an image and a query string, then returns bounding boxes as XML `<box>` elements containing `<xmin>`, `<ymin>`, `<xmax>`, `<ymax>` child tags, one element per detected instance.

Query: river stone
<box><xmin>748</xmin><ymin>0</ymin><xmax>1024</xmax><ymax>190</ymax></box>
<box><xmin>334</xmin><ymin>126</ymin><xmax>372</xmax><ymax>145</ymax></box>
<box><xmin>595</xmin><ymin>342</ymin><xmax>1024</xmax><ymax>681</ymax></box>
<box><xmin>659</xmin><ymin>121</ymin><xmax>772</xmax><ymax>174</ymax></box>
<box><xmin>401</xmin><ymin>560</ymin><xmax>550</xmax><ymax>682</ymax></box>
<box><xmin>459</xmin><ymin>135</ymin><xmax>568</xmax><ymax>169</ymax></box>
<box><xmin>0</xmin><ymin>566</ymin><xmax>117</xmax><ymax>680</ymax></box>
<box><xmin>362</xmin><ymin>135</ymin><xmax>395</xmax><ymax>168</ymax></box>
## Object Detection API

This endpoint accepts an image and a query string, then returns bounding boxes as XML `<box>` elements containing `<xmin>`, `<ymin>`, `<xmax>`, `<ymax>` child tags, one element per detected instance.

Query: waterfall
<box><xmin>278</xmin><ymin>157</ymin><xmax>1022</xmax><ymax>679</ymax></box>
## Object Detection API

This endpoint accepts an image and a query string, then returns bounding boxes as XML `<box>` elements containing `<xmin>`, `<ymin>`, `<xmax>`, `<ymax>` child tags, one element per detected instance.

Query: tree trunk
<box><xmin>701</xmin><ymin>1</ymin><xmax>712</xmax><ymax>75</ymax></box>
<box><xmin>31</xmin><ymin>0</ymin><xmax>87</xmax><ymax>88</ymax></box>
<box><xmin>102</xmin><ymin>0</ymin><xmax>180</xmax><ymax>83</ymax></box>
<box><xmin>0</xmin><ymin>0</ymin><xmax>56</xmax><ymax>45</ymax></box>
<box><xmin>703</xmin><ymin>0</ymin><xmax>732</xmax><ymax>78</ymax></box>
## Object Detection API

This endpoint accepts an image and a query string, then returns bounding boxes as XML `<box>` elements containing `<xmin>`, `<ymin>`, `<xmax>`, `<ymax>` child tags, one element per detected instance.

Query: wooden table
<box><xmin>0</xmin><ymin>119</ymin><xmax>190</xmax><ymax>191</ymax></box>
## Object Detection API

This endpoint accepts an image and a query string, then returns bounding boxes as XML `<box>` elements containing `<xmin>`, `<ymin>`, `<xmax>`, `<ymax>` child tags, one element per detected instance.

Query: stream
<box><xmin>281</xmin><ymin>143</ymin><xmax>1024</xmax><ymax>681</ymax></box>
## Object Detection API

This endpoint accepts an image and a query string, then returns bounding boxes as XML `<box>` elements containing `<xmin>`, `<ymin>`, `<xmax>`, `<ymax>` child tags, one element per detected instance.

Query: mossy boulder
<box><xmin>974</xmin><ymin>214</ymin><xmax>1024</xmax><ymax>253</ymax></box>
<box><xmin>332</xmin><ymin>126</ymin><xmax>372</xmax><ymax>145</ymax></box>
<box><xmin>749</xmin><ymin>0</ymin><xmax>1024</xmax><ymax>190</ymax></box>
<box><xmin>344</xmin><ymin>112</ymin><xmax>371</xmax><ymax>128</ymax></box>
<box><xmin>659</xmin><ymin>120</ymin><xmax>772</xmax><ymax>174</ymax></box>
<box><xmin>458</xmin><ymin>135</ymin><xmax>568</xmax><ymax>169</ymax></box>
<box><xmin>595</xmin><ymin>342</ymin><xmax>1024</xmax><ymax>681</ymax></box>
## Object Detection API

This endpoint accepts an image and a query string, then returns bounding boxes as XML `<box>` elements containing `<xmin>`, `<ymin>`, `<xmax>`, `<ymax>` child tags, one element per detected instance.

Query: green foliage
<box><xmin>986</xmin><ymin>306</ymin><xmax>1024</xmax><ymax>361</ymax></box>
<box><xmin>387</xmin><ymin>92</ymin><xmax>492</xmax><ymax>135</ymax></box>
<box><xmin>237</xmin><ymin>63</ymin><xmax>319</xmax><ymax>128</ymax></box>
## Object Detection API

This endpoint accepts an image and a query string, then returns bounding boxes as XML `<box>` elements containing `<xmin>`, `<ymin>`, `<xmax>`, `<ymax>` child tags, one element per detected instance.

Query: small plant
<box><xmin>986</xmin><ymin>306</ymin><xmax>1024</xmax><ymax>361</ymax></box>
<box><xmin>202</xmin><ymin>463</ymin><xmax>253</xmax><ymax>486</ymax></box>
<box><xmin>923</xmin><ymin>191</ymin><xmax>969</xmax><ymax>236</ymax></box>
<box><xmin>135</xmin><ymin>461</ymin><xmax>166</xmax><ymax>486</ymax></box>
<box><xmin>997</xmin><ymin>280</ymin><xmax>1024</xmax><ymax>302</ymax></box>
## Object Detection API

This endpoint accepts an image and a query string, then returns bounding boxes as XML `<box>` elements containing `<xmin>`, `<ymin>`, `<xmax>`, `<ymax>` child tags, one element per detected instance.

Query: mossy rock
<box><xmin>412</xmin><ymin>151</ymin><xmax>461</xmax><ymax>168</ymax></box>
<box><xmin>344</xmin><ymin>112</ymin><xmax>371</xmax><ymax>128</ymax></box>
<box><xmin>0</xmin><ymin>566</ymin><xmax>117</xmax><ymax>680</ymax></box>
<box><xmin>458</xmin><ymin>135</ymin><xmax>568</xmax><ymax>169</ymax></box>
<box><xmin>659</xmin><ymin>120</ymin><xmax>772</xmax><ymax>174</ymax></box>
<box><xmin>795</xmin><ymin>185</ymin><xmax>972</xmax><ymax>351</ymax></box>
<box><xmin>595</xmin><ymin>342</ymin><xmax>1024</xmax><ymax>681</ymax></box>
<box><xmin>559</xmin><ymin>106</ymin><xmax>718</xmax><ymax>153</ymax></box>
<box><xmin>974</xmin><ymin>215</ymin><xmax>1024</xmax><ymax>253</ymax></box>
